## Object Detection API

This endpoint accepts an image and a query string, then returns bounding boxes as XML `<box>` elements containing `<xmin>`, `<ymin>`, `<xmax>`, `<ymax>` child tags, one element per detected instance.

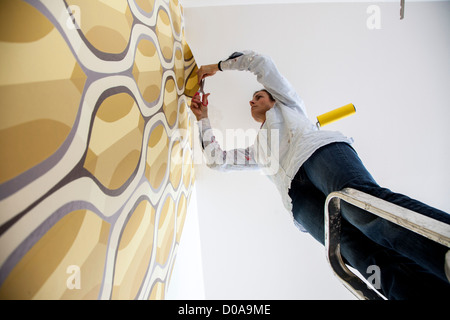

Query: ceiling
<box><xmin>180</xmin><ymin>0</ymin><xmax>444</xmax><ymax>8</ymax></box>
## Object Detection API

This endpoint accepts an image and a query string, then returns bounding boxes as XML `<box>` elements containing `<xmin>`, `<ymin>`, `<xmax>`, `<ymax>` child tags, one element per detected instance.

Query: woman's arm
<box><xmin>197</xmin><ymin>117</ymin><xmax>260</xmax><ymax>172</ymax></box>
<box><xmin>199</xmin><ymin>51</ymin><xmax>307</xmax><ymax>116</ymax></box>
<box><xmin>190</xmin><ymin>91</ymin><xmax>260</xmax><ymax>172</ymax></box>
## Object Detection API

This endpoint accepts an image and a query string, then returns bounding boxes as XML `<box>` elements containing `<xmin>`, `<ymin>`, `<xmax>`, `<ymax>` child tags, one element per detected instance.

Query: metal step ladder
<box><xmin>324</xmin><ymin>188</ymin><xmax>450</xmax><ymax>300</ymax></box>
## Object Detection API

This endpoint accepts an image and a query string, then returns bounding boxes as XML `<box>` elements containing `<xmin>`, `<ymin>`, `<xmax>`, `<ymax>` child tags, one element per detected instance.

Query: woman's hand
<box><xmin>190</xmin><ymin>92</ymin><xmax>210</xmax><ymax>121</ymax></box>
<box><xmin>197</xmin><ymin>64</ymin><xmax>220</xmax><ymax>84</ymax></box>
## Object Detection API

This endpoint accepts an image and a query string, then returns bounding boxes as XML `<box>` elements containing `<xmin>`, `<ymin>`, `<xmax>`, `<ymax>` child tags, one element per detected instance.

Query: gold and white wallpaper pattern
<box><xmin>0</xmin><ymin>0</ymin><xmax>199</xmax><ymax>299</ymax></box>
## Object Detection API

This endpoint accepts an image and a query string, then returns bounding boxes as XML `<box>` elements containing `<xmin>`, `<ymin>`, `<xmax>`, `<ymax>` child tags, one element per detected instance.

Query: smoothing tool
<box><xmin>316</xmin><ymin>103</ymin><xmax>356</xmax><ymax>128</ymax></box>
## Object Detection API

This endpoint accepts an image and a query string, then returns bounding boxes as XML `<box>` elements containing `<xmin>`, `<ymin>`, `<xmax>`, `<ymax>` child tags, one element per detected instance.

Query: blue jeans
<box><xmin>289</xmin><ymin>142</ymin><xmax>450</xmax><ymax>299</ymax></box>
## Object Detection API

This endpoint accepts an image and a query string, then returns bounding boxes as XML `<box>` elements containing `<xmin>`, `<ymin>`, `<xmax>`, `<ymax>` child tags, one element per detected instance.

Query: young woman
<box><xmin>190</xmin><ymin>50</ymin><xmax>450</xmax><ymax>299</ymax></box>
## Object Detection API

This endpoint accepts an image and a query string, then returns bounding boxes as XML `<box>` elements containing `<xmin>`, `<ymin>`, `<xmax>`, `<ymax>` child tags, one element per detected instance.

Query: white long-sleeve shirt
<box><xmin>198</xmin><ymin>50</ymin><xmax>353</xmax><ymax>223</ymax></box>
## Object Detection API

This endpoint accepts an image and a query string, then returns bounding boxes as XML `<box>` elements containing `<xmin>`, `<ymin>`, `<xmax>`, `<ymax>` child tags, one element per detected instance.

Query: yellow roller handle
<box><xmin>316</xmin><ymin>103</ymin><xmax>356</xmax><ymax>128</ymax></box>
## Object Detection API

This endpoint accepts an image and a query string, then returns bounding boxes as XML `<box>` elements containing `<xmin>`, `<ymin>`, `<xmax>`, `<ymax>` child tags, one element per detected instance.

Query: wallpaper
<box><xmin>0</xmin><ymin>0</ymin><xmax>199</xmax><ymax>299</ymax></box>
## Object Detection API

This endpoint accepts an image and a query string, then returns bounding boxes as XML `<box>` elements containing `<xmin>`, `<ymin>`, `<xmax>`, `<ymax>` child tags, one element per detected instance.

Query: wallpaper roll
<box><xmin>0</xmin><ymin>0</ymin><xmax>199</xmax><ymax>300</ymax></box>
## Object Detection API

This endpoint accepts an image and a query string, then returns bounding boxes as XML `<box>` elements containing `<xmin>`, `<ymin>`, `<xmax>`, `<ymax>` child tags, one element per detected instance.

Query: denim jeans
<box><xmin>289</xmin><ymin>142</ymin><xmax>450</xmax><ymax>299</ymax></box>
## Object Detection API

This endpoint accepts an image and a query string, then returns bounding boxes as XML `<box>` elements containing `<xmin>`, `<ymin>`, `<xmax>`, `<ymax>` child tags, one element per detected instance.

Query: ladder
<box><xmin>324</xmin><ymin>188</ymin><xmax>450</xmax><ymax>300</ymax></box>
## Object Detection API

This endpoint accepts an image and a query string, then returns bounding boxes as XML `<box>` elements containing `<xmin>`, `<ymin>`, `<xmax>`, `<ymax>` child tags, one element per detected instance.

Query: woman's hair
<box><xmin>254</xmin><ymin>89</ymin><xmax>275</xmax><ymax>102</ymax></box>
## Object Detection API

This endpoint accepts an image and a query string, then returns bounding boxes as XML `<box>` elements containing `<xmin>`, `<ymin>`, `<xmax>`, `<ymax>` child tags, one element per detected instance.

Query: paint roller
<box><xmin>316</xmin><ymin>103</ymin><xmax>356</xmax><ymax>129</ymax></box>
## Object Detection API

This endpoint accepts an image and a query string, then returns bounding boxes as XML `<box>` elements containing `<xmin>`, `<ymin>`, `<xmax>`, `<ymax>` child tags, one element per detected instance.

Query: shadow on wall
<box><xmin>0</xmin><ymin>0</ymin><xmax>199</xmax><ymax>300</ymax></box>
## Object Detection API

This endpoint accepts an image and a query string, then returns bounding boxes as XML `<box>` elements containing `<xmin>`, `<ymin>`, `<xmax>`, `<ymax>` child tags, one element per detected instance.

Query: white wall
<box><xmin>172</xmin><ymin>1</ymin><xmax>450</xmax><ymax>299</ymax></box>
<box><xmin>167</xmin><ymin>187</ymin><xmax>206</xmax><ymax>299</ymax></box>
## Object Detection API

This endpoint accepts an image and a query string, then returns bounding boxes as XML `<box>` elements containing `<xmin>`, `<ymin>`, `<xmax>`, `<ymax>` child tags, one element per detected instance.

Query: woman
<box><xmin>190</xmin><ymin>50</ymin><xmax>450</xmax><ymax>299</ymax></box>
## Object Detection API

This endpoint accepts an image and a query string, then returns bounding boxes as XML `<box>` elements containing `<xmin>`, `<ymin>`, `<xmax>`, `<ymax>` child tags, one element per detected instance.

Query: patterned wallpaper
<box><xmin>0</xmin><ymin>0</ymin><xmax>199</xmax><ymax>299</ymax></box>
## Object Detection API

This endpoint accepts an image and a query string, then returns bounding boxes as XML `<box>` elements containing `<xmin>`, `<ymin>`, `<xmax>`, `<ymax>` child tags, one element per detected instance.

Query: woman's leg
<box><xmin>289</xmin><ymin>169</ymin><xmax>450</xmax><ymax>299</ymax></box>
<box><xmin>302</xmin><ymin>142</ymin><xmax>450</xmax><ymax>283</ymax></box>
<box><xmin>289</xmin><ymin>168</ymin><xmax>325</xmax><ymax>244</ymax></box>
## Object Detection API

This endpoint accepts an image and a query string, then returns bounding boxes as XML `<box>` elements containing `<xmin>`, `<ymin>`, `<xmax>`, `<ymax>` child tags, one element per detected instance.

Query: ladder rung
<box><xmin>324</xmin><ymin>187</ymin><xmax>450</xmax><ymax>300</ymax></box>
